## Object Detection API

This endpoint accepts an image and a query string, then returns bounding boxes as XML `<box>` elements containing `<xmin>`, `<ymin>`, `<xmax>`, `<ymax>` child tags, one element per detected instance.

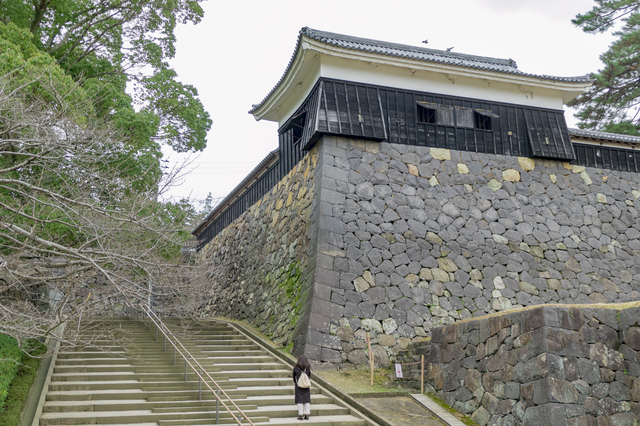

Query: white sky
<box><xmin>163</xmin><ymin>0</ymin><xmax>614</xmax><ymax>207</ymax></box>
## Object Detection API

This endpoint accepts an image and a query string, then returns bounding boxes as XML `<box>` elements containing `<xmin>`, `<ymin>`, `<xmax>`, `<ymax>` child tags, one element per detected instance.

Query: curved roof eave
<box><xmin>569</xmin><ymin>128</ymin><xmax>640</xmax><ymax>145</ymax></box>
<box><xmin>250</xmin><ymin>27</ymin><xmax>593</xmax><ymax>120</ymax></box>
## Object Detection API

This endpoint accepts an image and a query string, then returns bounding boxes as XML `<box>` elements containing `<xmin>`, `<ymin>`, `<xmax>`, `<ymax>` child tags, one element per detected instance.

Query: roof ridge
<box><xmin>569</xmin><ymin>127</ymin><xmax>640</xmax><ymax>143</ymax></box>
<box><xmin>301</xmin><ymin>27</ymin><xmax>519</xmax><ymax>68</ymax></box>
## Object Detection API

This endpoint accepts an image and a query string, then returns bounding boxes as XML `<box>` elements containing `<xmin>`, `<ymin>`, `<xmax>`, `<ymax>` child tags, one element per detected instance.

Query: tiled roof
<box><xmin>569</xmin><ymin>128</ymin><xmax>640</xmax><ymax>145</ymax></box>
<box><xmin>250</xmin><ymin>27</ymin><xmax>592</xmax><ymax>114</ymax></box>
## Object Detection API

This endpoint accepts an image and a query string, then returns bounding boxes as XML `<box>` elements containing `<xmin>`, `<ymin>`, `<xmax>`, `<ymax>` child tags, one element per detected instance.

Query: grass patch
<box><xmin>0</xmin><ymin>334</ymin><xmax>24</xmax><ymax>412</ymax></box>
<box><xmin>426</xmin><ymin>392</ymin><xmax>478</xmax><ymax>426</ymax></box>
<box><xmin>0</xmin><ymin>338</ymin><xmax>47</xmax><ymax>426</ymax></box>
<box><xmin>315</xmin><ymin>368</ymin><xmax>397</xmax><ymax>395</ymax></box>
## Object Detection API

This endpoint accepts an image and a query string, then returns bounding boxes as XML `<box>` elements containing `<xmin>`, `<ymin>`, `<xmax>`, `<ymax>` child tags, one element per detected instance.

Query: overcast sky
<box><xmin>163</xmin><ymin>0</ymin><xmax>614</xmax><ymax>207</ymax></box>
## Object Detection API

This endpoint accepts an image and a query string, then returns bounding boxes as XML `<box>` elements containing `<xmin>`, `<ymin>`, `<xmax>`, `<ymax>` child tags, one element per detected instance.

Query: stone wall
<box><xmin>426</xmin><ymin>303</ymin><xmax>640</xmax><ymax>425</ymax></box>
<box><xmin>197</xmin><ymin>147</ymin><xmax>318</xmax><ymax>346</ymax></box>
<box><xmin>311</xmin><ymin>136</ymin><xmax>640</xmax><ymax>368</ymax></box>
<box><xmin>197</xmin><ymin>134</ymin><xmax>640</xmax><ymax>369</ymax></box>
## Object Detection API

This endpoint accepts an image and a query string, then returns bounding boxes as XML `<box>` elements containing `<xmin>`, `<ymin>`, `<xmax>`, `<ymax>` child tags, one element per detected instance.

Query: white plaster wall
<box><xmin>318</xmin><ymin>55</ymin><xmax>566</xmax><ymax>110</ymax></box>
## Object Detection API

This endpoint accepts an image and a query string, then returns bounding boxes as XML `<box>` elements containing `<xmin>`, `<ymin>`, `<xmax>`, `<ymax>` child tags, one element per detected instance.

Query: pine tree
<box><xmin>570</xmin><ymin>1</ymin><xmax>640</xmax><ymax>135</ymax></box>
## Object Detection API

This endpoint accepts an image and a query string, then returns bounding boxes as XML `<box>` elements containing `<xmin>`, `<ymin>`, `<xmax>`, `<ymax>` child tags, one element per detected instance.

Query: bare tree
<box><xmin>0</xmin><ymin>70</ymin><xmax>205</xmax><ymax>354</ymax></box>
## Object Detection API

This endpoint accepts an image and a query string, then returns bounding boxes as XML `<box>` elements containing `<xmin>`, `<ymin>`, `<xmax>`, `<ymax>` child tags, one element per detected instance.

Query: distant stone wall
<box><xmin>197</xmin><ymin>147</ymin><xmax>318</xmax><ymax>346</ymax></box>
<box><xmin>426</xmin><ymin>304</ymin><xmax>640</xmax><ymax>425</ymax></box>
<box><xmin>197</xmin><ymin>134</ymin><xmax>640</xmax><ymax>368</ymax></box>
<box><xmin>310</xmin><ymin>136</ymin><xmax>640</xmax><ymax>368</ymax></box>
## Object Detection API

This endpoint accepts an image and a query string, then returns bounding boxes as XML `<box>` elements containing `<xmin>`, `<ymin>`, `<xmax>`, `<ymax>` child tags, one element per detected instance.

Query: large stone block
<box><xmin>577</xmin><ymin>358</ymin><xmax>602</xmax><ymax>385</ymax></box>
<box><xmin>527</xmin><ymin>353</ymin><xmax>565</xmax><ymax>381</ymax></box>
<box><xmin>307</xmin><ymin>329</ymin><xmax>342</xmax><ymax>350</ymax></box>
<box><xmin>624</xmin><ymin>327</ymin><xmax>640</xmax><ymax>350</ymax></box>
<box><xmin>310</xmin><ymin>298</ymin><xmax>344</xmax><ymax>320</ymax></box>
<box><xmin>527</xmin><ymin>327</ymin><xmax>588</xmax><ymax>359</ymax></box>
<box><xmin>321</xmin><ymin>347</ymin><xmax>343</xmax><ymax>363</ymax></box>
<box><xmin>523</xmin><ymin>403</ymin><xmax>567</xmax><ymax>426</ymax></box>
<box><xmin>521</xmin><ymin>306</ymin><xmax>561</xmax><ymax>332</ymax></box>
<box><xmin>308</xmin><ymin>312</ymin><xmax>331</xmax><ymax>334</ymax></box>
<box><xmin>590</xmin><ymin>342</ymin><xmax>625</xmax><ymax>370</ymax></box>
<box><xmin>533</xmin><ymin>377</ymin><xmax>580</xmax><ymax>404</ymax></box>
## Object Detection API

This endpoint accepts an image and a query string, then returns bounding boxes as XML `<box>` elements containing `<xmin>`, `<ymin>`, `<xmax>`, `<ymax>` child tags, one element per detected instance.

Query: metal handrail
<box><xmin>125</xmin><ymin>303</ymin><xmax>255</xmax><ymax>426</ymax></box>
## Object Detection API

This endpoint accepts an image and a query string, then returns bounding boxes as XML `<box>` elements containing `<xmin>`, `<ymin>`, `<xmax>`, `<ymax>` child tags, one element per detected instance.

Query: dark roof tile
<box><xmin>569</xmin><ymin>128</ymin><xmax>640</xmax><ymax>145</ymax></box>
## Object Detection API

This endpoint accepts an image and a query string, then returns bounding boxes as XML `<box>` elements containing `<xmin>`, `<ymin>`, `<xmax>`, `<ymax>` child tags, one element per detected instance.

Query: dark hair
<box><xmin>296</xmin><ymin>355</ymin><xmax>310</xmax><ymax>370</ymax></box>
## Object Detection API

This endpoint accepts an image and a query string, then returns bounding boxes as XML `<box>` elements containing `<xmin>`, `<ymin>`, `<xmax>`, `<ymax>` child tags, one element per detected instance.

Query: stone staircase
<box><xmin>37</xmin><ymin>317</ymin><xmax>368</xmax><ymax>426</ymax></box>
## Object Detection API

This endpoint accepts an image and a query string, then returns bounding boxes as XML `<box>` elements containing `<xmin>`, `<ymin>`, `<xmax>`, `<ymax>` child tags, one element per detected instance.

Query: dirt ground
<box><xmin>315</xmin><ymin>369</ymin><xmax>445</xmax><ymax>426</ymax></box>
<box><xmin>356</xmin><ymin>395</ymin><xmax>445</xmax><ymax>426</ymax></box>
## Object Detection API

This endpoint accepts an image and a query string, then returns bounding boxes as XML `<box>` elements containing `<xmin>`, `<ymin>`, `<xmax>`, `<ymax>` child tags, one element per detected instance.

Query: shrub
<box><xmin>0</xmin><ymin>334</ymin><xmax>23</xmax><ymax>412</ymax></box>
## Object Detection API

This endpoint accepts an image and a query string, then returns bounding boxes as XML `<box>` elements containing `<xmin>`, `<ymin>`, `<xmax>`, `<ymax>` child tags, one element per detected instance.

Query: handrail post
<box><xmin>184</xmin><ymin>355</ymin><xmax>188</xmax><ymax>381</ymax></box>
<box><xmin>173</xmin><ymin>346</ymin><xmax>176</xmax><ymax>366</ymax></box>
<box><xmin>199</xmin><ymin>371</ymin><xmax>202</xmax><ymax>401</ymax></box>
<box><xmin>164</xmin><ymin>334</ymin><xmax>166</xmax><ymax>352</ymax></box>
<box><xmin>421</xmin><ymin>355</ymin><xmax>424</xmax><ymax>395</ymax></box>
<box><xmin>216</xmin><ymin>390</ymin><xmax>220</xmax><ymax>424</ymax></box>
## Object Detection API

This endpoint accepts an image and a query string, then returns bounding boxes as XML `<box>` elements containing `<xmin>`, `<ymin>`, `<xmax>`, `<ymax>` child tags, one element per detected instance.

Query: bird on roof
<box><xmin>446</xmin><ymin>46</ymin><xmax>454</xmax><ymax>52</ymax></box>
<box><xmin>422</xmin><ymin>39</ymin><xmax>428</xmax><ymax>44</ymax></box>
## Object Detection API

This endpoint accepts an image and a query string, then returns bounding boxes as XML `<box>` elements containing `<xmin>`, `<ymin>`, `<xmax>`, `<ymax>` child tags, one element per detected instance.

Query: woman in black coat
<box><xmin>293</xmin><ymin>355</ymin><xmax>311</xmax><ymax>420</ymax></box>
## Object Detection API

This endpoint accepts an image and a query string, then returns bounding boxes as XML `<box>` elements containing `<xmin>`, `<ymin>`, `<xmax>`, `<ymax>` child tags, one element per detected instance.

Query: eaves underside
<box><xmin>251</xmin><ymin>38</ymin><xmax>592</xmax><ymax>122</ymax></box>
<box><xmin>305</xmin><ymin>40</ymin><xmax>591</xmax><ymax>91</ymax></box>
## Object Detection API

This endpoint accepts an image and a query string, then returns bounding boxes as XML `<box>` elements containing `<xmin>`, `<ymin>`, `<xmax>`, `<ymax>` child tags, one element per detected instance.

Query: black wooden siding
<box><xmin>196</xmin><ymin>78</ymin><xmax>640</xmax><ymax>249</ymax></box>
<box><xmin>196</xmin><ymin>162</ymin><xmax>281</xmax><ymax>250</ymax></box>
<box><xmin>316</xmin><ymin>81</ymin><xmax>387</xmax><ymax>142</ymax></box>
<box><xmin>574</xmin><ymin>143</ymin><xmax>640</xmax><ymax>172</ymax></box>
<box><xmin>283</xmin><ymin>78</ymin><xmax>575</xmax><ymax>163</ymax></box>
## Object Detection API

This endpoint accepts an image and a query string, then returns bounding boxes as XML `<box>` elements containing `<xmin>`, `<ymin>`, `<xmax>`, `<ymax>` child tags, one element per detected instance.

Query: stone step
<box><xmin>46</xmin><ymin>389</ymin><xmax>327</xmax><ymax>410</ymax></box>
<box><xmin>196</xmin><ymin>344</ymin><xmax>260</xmax><ymax>351</ymax></box>
<box><xmin>50</xmin><ymin>372</ymin><xmax>230</xmax><ymax>382</ymax></box>
<box><xmin>48</xmin><ymin>380</ymin><xmax>239</xmax><ymax>392</ymax></box>
<box><xmin>191</xmin><ymin>350</ymin><xmax>263</xmax><ymax>357</ymax></box>
<box><xmin>54</xmin><ymin>358</ymin><xmax>133</xmax><ymax>366</ymax></box>
<box><xmin>154</xmin><ymin>405</ymin><xmax>357</xmax><ymax>425</ymax></box>
<box><xmin>57</xmin><ymin>352</ymin><xmax>127</xmax><ymax>359</ymax></box>
<box><xmin>53</xmin><ymin>360</ymin><xmax>226</xmax><ymax>374</ymax></box>
<box><xmin>146</xmin><ymin>386</ymin><xmax>323</xmax><ymax>400</ymax></box>
<box><xmin>200</xmin><ymin>356</ymin><xmax>275</xmax><ymax>364</ymax></box>
<box><xmin>158</xmin><ymin>416</ymin><xmax>366</xmax><ymax>426</ymax></box>
<box><xmin>39</xmin><ymin>404</ymin><xmax>350</xmax><ymax>425</ymax></box>
<box><xmin>40</xmin><ymin>404</ymin><xmax>350</xmax><ymax>425</ymax></box>
<box><xmin>38</xmin><ymin>319</ymin><xmax>367</xmax><ymax>426</ymax></box>
<box><xmin>46</xmin><ymin>389</ymin><xmax>251</xmax><ymax>402</ymax></box>
<box><xmin>39</xmin><ymin>410</ymin><xmax>270</xmax><ymax>425</ymax></box>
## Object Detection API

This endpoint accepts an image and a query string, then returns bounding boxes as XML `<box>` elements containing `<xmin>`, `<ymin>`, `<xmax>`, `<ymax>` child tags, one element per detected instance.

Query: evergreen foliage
<box><xmin>570</xmin><ymin>1</ymin><xmax>640</xmax><ymax>134</ymax></box>
<box><xmin>0</xmin><ymin>3</ymin><xmax>209</xmax><ymax>352</ymax></box>
<box><xmin>0</xmin><ymin>0</ymin><xmax>211</xmax><ymax>157</ymax></box>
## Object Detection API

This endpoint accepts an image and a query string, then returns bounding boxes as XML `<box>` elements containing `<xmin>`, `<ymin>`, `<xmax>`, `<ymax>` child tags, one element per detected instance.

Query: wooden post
<box><xmin>366</xmin><ymin>332</ymin><xmax>373</xmax><ymax>386</ymax></box>
<box><xmin>421</xmin><ymin>355</ymin><xmax>424</xmax><ymax>394</ymax></box>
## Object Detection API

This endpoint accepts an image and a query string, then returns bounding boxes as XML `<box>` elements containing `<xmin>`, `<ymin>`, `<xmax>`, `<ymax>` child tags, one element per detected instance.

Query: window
<box><xmin>417</xmin><ymin>104</ymin><xmax>436</xmax><ymax>123</ymax></box>
<box><xmin>417</xmin><ymin>102</ymin><xmax>498</xmax><ymax>130</ymax></box>
<box><xmin>283</xmin><ymin>112</ymin><xmax>306</xmax><ymax>145</ymax></box>
<box><xmin>523</xmin><ymin>109</ymin><xmax>574</xmax><ymax>160</ymax></box>
<box><xmin>416</xmin><ymin>102</ymin><xmax>454</xmax><ymax>125</ymax></box>
<box><xmin>474</xmin><ymin>109</ymin><xmax>498</xmax><ymax>131</ymax></box>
